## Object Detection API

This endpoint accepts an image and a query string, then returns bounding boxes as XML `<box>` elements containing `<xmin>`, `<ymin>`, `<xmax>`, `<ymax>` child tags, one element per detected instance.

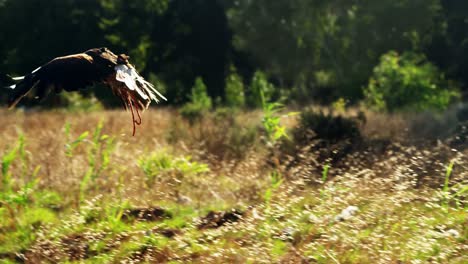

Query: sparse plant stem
<box><xmin>320</xmin><ymin>163</ymin><xmax>333</xmax><ymax>201</ymax></box>
<box><xmin>322</xmin><ymin>163</ymin><xmax>330</xmax><ymax>183</ymax></box>
<box><xmin>1</xmin><ymin>134</ymin><xmax>24</xmax><ymax>193</ymax></box>
<box><xmin>0</xmin><ymin>134</ymin><xmax>42</xmax><ymax>230</ymax></box>
<box><xmin>64</xmin><ymin>121</ymin><xmax>115</xmax><ymax>207</ymax></box>
<box><xmin>18</xmin><ymin>134</ymin><xmax>27</xmax><ymax>185</ymax></box>
<box><xmin>264</xmin><ymin>171</ymin><xmax>283</xmax><ymax>215</ymax></box>
<box><xmin>442</xmin><ymin>160</ymin><xmax>455</xmax><ymax>212</ymax></box>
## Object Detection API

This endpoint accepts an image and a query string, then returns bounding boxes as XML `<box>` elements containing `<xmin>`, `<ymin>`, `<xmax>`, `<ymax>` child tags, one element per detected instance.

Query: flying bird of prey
<box><xmin>5</xmin><ymin>47</ymin><xmax>166</xmax><ymax>135</ymax></box>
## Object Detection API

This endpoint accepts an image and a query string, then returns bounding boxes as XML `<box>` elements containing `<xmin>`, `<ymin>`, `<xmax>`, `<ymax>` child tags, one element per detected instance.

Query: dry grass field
<box><xmin>0</xmin><ymin>108</ymin><xmax>466</xmax><ymax>263</ymax></box>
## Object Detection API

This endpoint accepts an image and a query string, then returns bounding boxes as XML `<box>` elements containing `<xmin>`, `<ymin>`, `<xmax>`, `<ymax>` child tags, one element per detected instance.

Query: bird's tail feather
<box><xmin>0</xmin><ymin>73</ymin><xmax>21</xmax><ymax>87</ymax></box>
<box><xmin>7</xmin><ymin>76</ymin><xmax>40</xmax><ymax>109</ymax></box>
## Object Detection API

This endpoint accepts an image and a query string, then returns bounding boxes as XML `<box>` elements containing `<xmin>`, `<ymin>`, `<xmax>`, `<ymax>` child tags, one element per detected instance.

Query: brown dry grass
<box><xmin>0</xmin><ymin>107</ymin><xmax>466</xmax><ymax>263</ymax></box>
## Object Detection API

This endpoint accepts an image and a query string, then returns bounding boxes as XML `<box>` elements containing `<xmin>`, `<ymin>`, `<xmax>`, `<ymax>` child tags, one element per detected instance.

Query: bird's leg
<box><xmin>127</xmin><ymin>92</ymin><xmax>144</xmax><ymax>136</ymax></box>
<box><xmin>135</xmin><ymin>106</ymin><xmax>142</xmax><ymax>125</ymax></box>
<box><xmin>128</xmin><ymin>94</ymin><xmax>137</xmax><ymax>136</ymax></box>
<box><xmin>120</xmin><ymin>90</ymin><xmax>129</xmax><ymax>111</ymax></box>
<box><xmin>130</xmin><ymin>92</ymin><xmax>142</xmax><ymax>125</ymax></box>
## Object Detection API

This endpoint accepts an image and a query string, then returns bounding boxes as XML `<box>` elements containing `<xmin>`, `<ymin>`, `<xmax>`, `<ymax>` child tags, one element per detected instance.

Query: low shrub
<box><xmin>247</xmin><ymin>71</ymin><xmax>273</xmax><ymax>108</ymax></box>
<box><xmin>365</xmin><ymin>51</ymin><xmax>460</xmax><ymax>112</ymax></box>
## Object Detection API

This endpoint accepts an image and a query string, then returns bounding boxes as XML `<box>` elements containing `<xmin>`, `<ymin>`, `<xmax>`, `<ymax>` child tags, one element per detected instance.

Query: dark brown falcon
<box><xmin>6</xmin><ymin>47</ymin><xmax>167</xmax><ymax>135</ymax></box>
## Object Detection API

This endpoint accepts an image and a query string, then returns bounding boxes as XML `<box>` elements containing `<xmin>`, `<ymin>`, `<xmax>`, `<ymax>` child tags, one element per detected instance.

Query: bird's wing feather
<box><xmin>39</xmin><ymin>54</ymin><xmax>102</xmax><ymax>92</ymax></box>
<box><xmin>7</xmin><ymin>54</ymin><xmax>102</xmax><ymax>108</ymax></box>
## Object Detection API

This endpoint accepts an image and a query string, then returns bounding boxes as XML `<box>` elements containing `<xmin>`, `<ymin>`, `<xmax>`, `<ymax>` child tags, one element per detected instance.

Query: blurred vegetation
<box><xmin>0</xmin><ymin>0</ymin><xmax>467</xmax><ymax>111</ymax></box>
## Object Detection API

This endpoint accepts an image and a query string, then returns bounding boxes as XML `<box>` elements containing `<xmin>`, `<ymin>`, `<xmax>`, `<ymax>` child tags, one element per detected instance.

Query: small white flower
<box><xmin>444</xmin><ymin>229</ymin><xmax>460</xmax><ymax>238</ymax></box>
<box><xmin>335</xmin><ymin>205</ymin><xmax>359</xmax><ymax>221</ymax></box>
<box><xmin>251</xmin><ymin>208</ymin><xmax>264</xmax><ymax>220</ymax></box>
<box><xmin>308</xmin><ymin>213</ymin><xmax>321</xmax><ymax>223</ymax></box>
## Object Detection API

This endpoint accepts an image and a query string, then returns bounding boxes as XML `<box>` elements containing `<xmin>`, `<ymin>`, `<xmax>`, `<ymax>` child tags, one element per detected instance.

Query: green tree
<box><xmin>1</xmin><ymin>0</ymin><xmax>466</xmax><ymax>108</ymax></box>
<box><xmin>98</xmin><ymin>0</ymin><xmax>169</xmax><ymax>72</ymax></box>
<box><xmin>225</xmin><ymin>67</ymin><xmax>245</xmax><ymax>107</ymax></box>
<box><xmin>190</xmin><ymin>77</ymin><xmax>212</xmax><ymax>109</ymax></box>
<box><xmin>180</xmin><ymin>77</ymin><xmax>212</xmax><ymax>123</ymax></box>
<box><xmin>147</xmin><ymin>0</ymin><xmax>233</xmax><ymax>103</ymax></box>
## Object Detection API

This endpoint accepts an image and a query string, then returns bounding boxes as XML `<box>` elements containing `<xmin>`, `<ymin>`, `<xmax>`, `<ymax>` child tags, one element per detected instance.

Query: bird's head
<box><xmin>85</xmin><ymin>47</ymin><xmax>119</xmax><ymax>67</ymax></box>
<box><xmin>85</xmin><ymin>47</ymin><xmax>111</xmax><ymax>56</ymax></box>
<box><xmin>117</xmin><ymin>54</ymin><xmax>130</xmax><ymax>65</ymax></box>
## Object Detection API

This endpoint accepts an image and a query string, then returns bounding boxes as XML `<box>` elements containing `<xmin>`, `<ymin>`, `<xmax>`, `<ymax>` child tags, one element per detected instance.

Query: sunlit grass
<box><xmin>0</xmin><ymin>108</ymin><xmax>466</xmax><ymax>263</ymax></box>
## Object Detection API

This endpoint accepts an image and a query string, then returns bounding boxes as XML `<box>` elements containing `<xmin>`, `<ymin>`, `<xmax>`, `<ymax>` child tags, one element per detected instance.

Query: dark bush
<box><xmin>295</xmin><ymin>109</ymin><xmax>361</xmax><ymax>142</ymax></box>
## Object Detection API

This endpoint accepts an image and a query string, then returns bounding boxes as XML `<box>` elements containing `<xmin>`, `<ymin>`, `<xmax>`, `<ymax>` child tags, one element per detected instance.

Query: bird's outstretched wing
<box><xmin>7</xmin><ymin>53</ymin><xmax>106</xmax><ymax>108</ymax></box>
<box><xmin>6</xmin><ymin>47</ymin><xmax>167</xmax><ymax>135</ymax></box>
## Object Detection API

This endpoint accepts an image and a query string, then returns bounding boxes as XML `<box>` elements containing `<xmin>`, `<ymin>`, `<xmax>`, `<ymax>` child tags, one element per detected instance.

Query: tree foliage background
<box><xmin>0</xmin><ymin>0</ymin><xmax>466</xmax><ymax>109</ymax></box>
